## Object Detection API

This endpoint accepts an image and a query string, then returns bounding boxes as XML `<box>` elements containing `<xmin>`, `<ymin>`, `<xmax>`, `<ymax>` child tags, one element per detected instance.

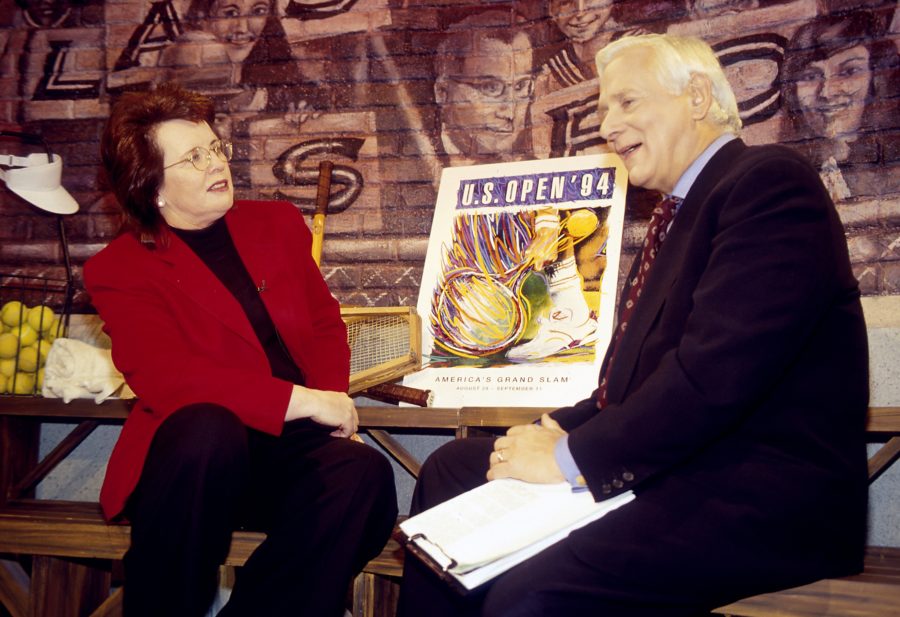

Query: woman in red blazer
<box><xmin>84</xmin><ymin>83</ymin><xmax>397</xmax><ymax>617</ymax></box>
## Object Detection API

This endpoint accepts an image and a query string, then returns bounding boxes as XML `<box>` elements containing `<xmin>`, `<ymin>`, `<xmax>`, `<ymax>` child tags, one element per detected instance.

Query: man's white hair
<box><xmin>596</xmin><ymin>34</ymin><xmax>742</xmax><ymax>133</ymax></box>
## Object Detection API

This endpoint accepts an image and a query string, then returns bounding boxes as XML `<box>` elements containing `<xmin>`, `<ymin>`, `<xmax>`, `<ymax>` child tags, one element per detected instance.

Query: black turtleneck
<box><xmin>172</xmin><ymin>218</ymin><xmax>305</xmax><ymax>386</ymax></box>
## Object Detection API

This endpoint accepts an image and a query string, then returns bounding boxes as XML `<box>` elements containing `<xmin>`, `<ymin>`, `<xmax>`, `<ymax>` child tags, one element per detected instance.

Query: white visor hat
<box><xmin>0</xmin><ymin>152</ymin><xmax>79</xmax><ymax>214</ymax></box>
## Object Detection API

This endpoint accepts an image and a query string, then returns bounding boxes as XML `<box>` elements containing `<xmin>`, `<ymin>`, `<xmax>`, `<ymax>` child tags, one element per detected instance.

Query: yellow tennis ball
<box><xmin>27</xmin><ymin>305</ymin><xmax>56</xmax><ymax>333</ymax></box>
<box><xmin>47</xmin><ymin>315</ymin><xmax>66</xmax><ymax>343</ymax></box>
<box><xmin>0</xmin><ymin>332</ymin><xmax>19</xmax><ymax>359</ymax></box>
<box><xmin>36</xmin><ymin>367</ymin><xmax>45</xmax><ymax>390</ymax></box>
<box><xmin>0</xmin><ymin>358</ymin><xmax>15</xmax><ymax>378</ymax></box>
<box><xmin>0</xmin><ymin>373</ymin><xmax>7</xmax><ymax>394</ymax></box>
<box><xmin>11</xmin><ymin>371</ymin><xmax>35</xmax><ymax>395</ymax></box>
<box><xmin>565</xmin><ymin>209</ymin><xmax>599</xmax><ymax>239</ymax></box>
<box><xmin>17</xmin><ymin>346</ymin><xmax>39</xmax><ymax>373</ymax></box>
<box><xmin>11</xmin><ymin>324</ymin><xmax>38</xmax><ymax>347</ymax></box>
<box><xmin>33</xmin><ymin>339</ymin><xmax>52</xmax><ymax>364</ymax></box>
<box><xmin>1</xmin><ymin>301</ymin><xmax>27</xmax><ymax>328</ymax></box>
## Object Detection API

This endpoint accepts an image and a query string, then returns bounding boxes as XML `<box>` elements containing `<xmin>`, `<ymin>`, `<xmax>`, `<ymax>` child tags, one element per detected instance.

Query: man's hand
<box><xmin>487</xmin><ymin>413</ymin><xmax>567</xmax><ymax>483</ymax></box>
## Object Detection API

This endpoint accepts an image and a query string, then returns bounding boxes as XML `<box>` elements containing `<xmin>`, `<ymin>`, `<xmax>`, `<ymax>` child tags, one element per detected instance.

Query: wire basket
<box><xmin>1</xmin><ymin>130</ymin><xmax>76</xmax><ymax>397</ymax></box>
<box><xmin>0</xmin><ymin>274</ymin><xmax>73</xmax><ymax>397</ymax></box>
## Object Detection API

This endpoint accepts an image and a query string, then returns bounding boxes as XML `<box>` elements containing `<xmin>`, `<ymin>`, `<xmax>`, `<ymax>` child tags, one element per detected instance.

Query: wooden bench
<box><xmin>357</xmin><ymin>406</ymin><xmax>900</xmax><ymax>617</ymax></box>
<box><xmin>2</xmin><ymin>400</ymin><xmax>899</xmax><ymax>617</ymax></box>
<box><xmin>0</xmin><ymin>398</ymin><xmax>451</xmax><ymax>617</ymax></box>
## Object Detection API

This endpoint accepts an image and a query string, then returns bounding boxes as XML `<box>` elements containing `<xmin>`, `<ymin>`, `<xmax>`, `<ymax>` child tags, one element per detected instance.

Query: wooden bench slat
<box><xmin>866</xmin><ymin>407</ymin><xmax>900</xmax><ymax>433</ymax></box>
<box><xmin>715</xmin><ymin>547</ymin><xmax>900</xmax><ymax>616</ymax></box>
<box><xmin>0</xmin><ymin>397</ymin><xmax>133</xmax><ymax>420</ymax></box>
<box><xmin>869</xmin><ymin>436</ymin><xmax>900</xmax><ymax>482</ymax></box>
<box><xmin>0</xmin><ymin>559</ymin><xmax>29</xmax><ymax>617</ymax></box>
<box><xmin>0</xmin><ymin>500</ymin><xmax>266</xmax><ymax>566</ymax></box>
<box><xmin>716</xmin><ymin>578</ymin><xmax>900</xmax><ymax>617</ymax></box>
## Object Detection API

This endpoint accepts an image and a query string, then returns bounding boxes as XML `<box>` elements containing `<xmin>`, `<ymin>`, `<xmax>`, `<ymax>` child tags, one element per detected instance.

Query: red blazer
<box><xmin>84</xmin><ymin>200</ymin><xmax>349</xmax><ymax>520</ymax></box>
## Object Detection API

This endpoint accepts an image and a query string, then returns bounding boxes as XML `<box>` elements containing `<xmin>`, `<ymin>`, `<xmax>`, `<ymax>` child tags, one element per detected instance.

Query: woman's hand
<box><xmin>286</xmin><ymin>385</ymin><xmax>359</xmax><ymax>438</ymax></box>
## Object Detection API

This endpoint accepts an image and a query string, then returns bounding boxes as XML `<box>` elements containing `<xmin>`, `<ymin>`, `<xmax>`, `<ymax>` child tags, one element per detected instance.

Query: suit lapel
<box><xmin>153</xmin><ymin>225</ymin><xmax>262</xmax><ymax>351</ymax></box>
<box><xmin>224</xmin><ymin>205</ymin><xmax>298</xmax><ymax>337</ymax></box>
<box><xmin>606</xmin><ymin>139</ymin><xmax>746</xmax><ymax>403</ymax></box>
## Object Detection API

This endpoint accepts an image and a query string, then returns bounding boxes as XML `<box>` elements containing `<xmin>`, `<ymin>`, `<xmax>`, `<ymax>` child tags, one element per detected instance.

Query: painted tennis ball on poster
<box><xmin>565</xmin><ymin>209</ymin><xmax>599</xmax><ymax>239</ymax></box>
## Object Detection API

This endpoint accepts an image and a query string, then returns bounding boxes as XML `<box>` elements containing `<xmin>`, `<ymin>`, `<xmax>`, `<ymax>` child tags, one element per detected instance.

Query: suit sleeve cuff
<box><xmin>554</xmin><ymin>435</ymin><xmax>588</xmax><ymax>491</ymax></box>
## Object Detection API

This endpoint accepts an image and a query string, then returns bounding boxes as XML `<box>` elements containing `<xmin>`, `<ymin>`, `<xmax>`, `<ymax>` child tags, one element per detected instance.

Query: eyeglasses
<box><xmin>448</xmin><ymin>76</ymin><xmax>535</xmax><ymax>101</ymax></box>
<box><xmin>164</xmin><ymin>139</ymin><xmax>234</xmax><ymax>171</ymax></box>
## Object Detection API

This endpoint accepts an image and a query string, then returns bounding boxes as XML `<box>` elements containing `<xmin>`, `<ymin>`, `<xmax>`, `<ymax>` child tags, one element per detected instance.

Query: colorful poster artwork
<box><xmin>404</xmin><ymin>154</ymin><xmax>627</xmax><ymax>408</ymax></box>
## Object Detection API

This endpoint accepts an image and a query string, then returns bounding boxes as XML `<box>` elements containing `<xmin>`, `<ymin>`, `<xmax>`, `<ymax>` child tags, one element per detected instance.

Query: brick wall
<box><xmin>0</xmin><ymin>0</ymin><xmax>898</xmax><ymax>313</ymax></box>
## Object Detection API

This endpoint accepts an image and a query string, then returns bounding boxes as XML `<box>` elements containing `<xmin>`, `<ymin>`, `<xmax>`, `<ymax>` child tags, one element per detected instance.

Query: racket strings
<box><xmin>347</xmin><ymin>314</ymin><xmax>412</xmax><ymax>375</ymax></box>
<box><xmin>430</xmin><ymin>212</ymin><xmax>538</xmax><ymax>357</ymax></box>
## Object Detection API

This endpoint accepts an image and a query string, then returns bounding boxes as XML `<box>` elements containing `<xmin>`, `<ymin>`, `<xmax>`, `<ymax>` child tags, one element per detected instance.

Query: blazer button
<box><xmin>612</xmin><ymin>478</ymin><xmax>624</xmax><ymax>489</ymax></box>
<box><xmin>601</xmin><ymin>483</ymin><xmax>612</xmax><ymax>494</ymax></box>
<box><xmin>622</xmin><ymin>471</ymin><xmax>634</xmax><ymax>482</ymax></box>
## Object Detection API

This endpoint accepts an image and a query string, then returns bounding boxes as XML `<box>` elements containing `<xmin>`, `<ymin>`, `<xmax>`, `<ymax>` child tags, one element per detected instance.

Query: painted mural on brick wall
<box><xmin>0</xmin><ymin>0</ymin><xmax>898</xmax><ymax>309</ymax></box>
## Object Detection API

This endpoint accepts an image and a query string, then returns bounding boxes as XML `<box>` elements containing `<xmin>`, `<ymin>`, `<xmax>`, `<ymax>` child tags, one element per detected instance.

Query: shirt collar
<box><xmin>671</xmin><ymin>133</ymin><xmax>737</xmax><ymax>200</ymax></box>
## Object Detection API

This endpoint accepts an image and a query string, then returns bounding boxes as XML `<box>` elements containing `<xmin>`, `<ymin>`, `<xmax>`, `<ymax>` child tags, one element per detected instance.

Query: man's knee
<box><xmin>483</xmin><ymin>584</ymin><xmax>550</xmax><ymax>617</ymax></box>
<box><xmin>412</xmin><ymin>438</ymin><xmax>493</xmax><ymax>511</ymax></box>
<box><xmin>421</xmin><ymin>438</ymin><xmax>493</xmax><ymax>483</ymax></box>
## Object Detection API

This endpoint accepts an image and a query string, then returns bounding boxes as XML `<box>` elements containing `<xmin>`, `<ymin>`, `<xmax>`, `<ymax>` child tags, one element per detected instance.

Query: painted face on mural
<box><xmin>208</xmin><ymin>0</ymin><xmax>270</xmax><ymax>64</ymax></box>
<box><xmin>155</xmin><ymin>120</ymin><xmax>235</xmax><ymax>230</ymax></box>
<box><xmin>23</xmin><ymin>0</ymin><xmax>70</xmax><ymax>27</ymax></box>
<box><xmin>794</xmin><ymin>44</ymin><xmax>870</xmax><ymax>160</ymax></box>
<box><xmin>437</xmin><ymin>33</ymin><xmax>534</xmax><ymax>161</ymax></box>
<box><xmin>550</xmin><ymin>0</ymin><xmax>616</xmax><ymax>44</ymax></box>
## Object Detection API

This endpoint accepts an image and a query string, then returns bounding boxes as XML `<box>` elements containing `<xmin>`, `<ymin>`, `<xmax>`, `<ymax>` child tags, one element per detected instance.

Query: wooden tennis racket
<box><xmin>309</xmin><ymin>161</ymin><xmax>432</xmax><ymax>407</ymax></box>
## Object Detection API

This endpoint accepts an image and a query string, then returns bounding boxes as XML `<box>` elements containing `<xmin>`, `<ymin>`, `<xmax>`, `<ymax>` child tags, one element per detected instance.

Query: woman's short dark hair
<box><xmin>102</xmin><ymin>82</ymin><xmax>216</xmax><ymax>244</ymax></box>
<box><xmin>780</xmin><ymin>11</ymin><xmax>896</xmax><ymax>155</ymax></box>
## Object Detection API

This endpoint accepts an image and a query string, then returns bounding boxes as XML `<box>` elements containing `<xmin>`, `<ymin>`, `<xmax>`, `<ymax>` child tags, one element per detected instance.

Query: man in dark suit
<box><xmin>398</xmin><ymin>33</ymin><xmax>868</xmax><ymax>617</ymax></box>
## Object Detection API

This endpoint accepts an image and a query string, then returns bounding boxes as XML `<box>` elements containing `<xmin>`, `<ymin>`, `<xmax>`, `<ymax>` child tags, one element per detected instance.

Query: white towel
<box><xmin>42</xmin><ymin>338</ymin><xmax>135</xmax><ymax>403</ymax></box>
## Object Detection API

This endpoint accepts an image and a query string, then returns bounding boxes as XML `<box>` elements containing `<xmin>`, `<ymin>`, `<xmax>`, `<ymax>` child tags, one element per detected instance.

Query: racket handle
<box><xmin>362</xmin><ymin>383</ymin><xmax>433</xmax><ymax>407</ymax></box>
<box><xmin>311</xmin><ymin>160</ymin><xmax>333</xmax><ymax>267</ymax></box>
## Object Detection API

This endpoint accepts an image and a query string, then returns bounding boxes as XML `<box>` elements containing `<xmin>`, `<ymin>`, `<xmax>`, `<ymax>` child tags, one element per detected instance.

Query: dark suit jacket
<box><xmin>84</xmin><ymin>200</ymin><xmax>349</xmax><ymax>520</ymax></box>
<box><xmin>552</xmin><ymin>139</ymin><xmax>869</xmax><ymax>600</ymax></box>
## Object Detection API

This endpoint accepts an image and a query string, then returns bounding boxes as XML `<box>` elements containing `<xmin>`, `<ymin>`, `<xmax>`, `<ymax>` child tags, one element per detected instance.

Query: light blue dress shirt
<box><xmin>554</xmin><ymin>133</ymin><xmax>737</xmax><ymax>490</ymax></box>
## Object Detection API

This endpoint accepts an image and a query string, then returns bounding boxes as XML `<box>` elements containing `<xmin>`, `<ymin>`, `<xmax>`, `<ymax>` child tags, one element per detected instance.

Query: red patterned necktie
<box><xmin>597</xmin><ymin>195</ymin><xmax>681</xmax><ymax>409</ymax></box>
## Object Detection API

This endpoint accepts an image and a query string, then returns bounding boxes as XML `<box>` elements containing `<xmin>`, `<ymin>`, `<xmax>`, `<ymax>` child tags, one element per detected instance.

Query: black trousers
<box><xmin>123</xmin><ymin>403</ymin><xmax>398</xmax><ymax>617</ymax></box>
<box><xmin>397</xmin><ymin>438</ymin><xmax>733</xmax><ymax>617</ymax></box>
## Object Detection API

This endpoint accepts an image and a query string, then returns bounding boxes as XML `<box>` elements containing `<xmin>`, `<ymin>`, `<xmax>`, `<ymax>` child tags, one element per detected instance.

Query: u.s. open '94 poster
<box><xmin>404</xmin><ymin>154</ymin><xmax>627</xmax><ymax>408</ymax></box>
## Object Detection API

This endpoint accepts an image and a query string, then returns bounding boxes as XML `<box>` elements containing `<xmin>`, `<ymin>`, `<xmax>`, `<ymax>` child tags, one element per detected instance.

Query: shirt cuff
<box><xmin>554</xmin><ymin>435</ymin><xmax>588</xmax><ymax>491</ymax></box>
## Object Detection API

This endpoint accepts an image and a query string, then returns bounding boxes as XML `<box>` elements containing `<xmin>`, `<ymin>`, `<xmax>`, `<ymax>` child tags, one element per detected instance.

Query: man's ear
<box><xmin>687</xmin><ymin>73</ymin><xmax>714</xmax><ymax>120</ymax></box>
